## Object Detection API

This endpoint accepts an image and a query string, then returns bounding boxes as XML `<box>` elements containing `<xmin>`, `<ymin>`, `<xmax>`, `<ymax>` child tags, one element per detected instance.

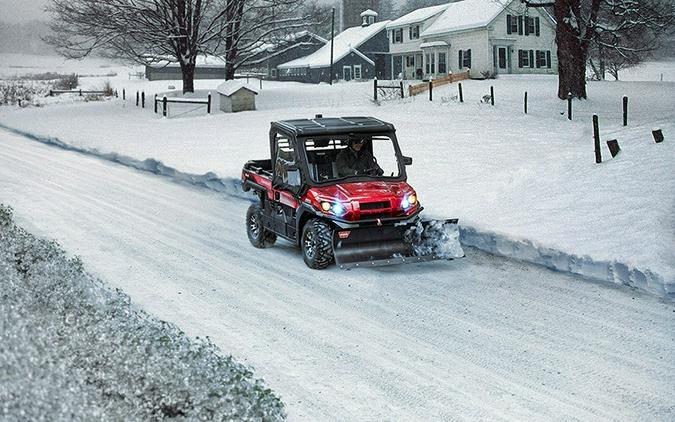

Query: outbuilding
<box><xmin>216</xmin><ymin>80</ymin><xmax>259</xmax><ymax>113</ymax></box>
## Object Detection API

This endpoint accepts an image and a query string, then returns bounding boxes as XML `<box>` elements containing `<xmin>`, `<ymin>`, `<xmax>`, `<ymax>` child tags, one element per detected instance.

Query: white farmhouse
<box><xmin>386</xmin><ymin>0</ymin><xmax>557</xmax><ymax>79</ymax></box>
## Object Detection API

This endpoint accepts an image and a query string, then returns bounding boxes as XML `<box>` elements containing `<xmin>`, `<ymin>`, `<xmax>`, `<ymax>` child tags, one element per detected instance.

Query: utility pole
<box><xmin>330</xmin><ymin>8</ymin><xmax>335</xmax><ymax>85</ymax></box>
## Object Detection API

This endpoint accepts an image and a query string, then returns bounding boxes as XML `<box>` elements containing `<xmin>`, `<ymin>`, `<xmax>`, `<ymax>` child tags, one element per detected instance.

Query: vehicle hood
<box><xmin>308</xmin><ymin>181</ymin><xmax>415</xmax><ymax>203</ymax></box>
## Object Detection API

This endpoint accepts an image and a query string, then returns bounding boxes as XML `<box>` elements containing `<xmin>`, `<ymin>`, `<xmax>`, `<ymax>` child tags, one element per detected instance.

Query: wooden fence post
<box><xmin>207</xmin><ymin>93</ymin><xmax>212</xmax><ymax>114</ymax></box>
<box><xmin>79</xmin><ymin>89</ymin><xmax>82</xmax><ymax>96</ymax></box>
<box><xmin>49</xmin><ymin>89</ymin><xmax>53</xmax><ymax>97</ymax></box>
<box><xmin>593</xmin><ymin>114</ymin><xmax>602</xmax><ymax>163</ymax></box>
<box><xmin>524</xmin><ymin>91</ymin><xmax>528</xmax><ymax>114</ymax></box>
<box><xmin>154</xmin><ymin>94</ymin><xmax>158</xmax><ymax>113</ymax></box>
<box><xmin>567</xmin><ymin>92</ymin><xmax>573</xmax><ymax>120</ymax></box>
<box><xmin>373</xmin><ymin>78</ymin><xmax>378</xmax><ymax>102</ymax></box>
<box><xmin>490</xmin><ymin>86</ymin><xmax>494</xmax><ymax>106</ymax></box>
<box><xmin>122</xmin><ymin>88</ymin><xmax>126</xmax><ymax>100</ymax></box>
<box><xmin>136</xmin><ymin>91</ymin><xmax>139</xmax><ymax>106</ymax></box>
<box><xmin>458</xmin><ymin>83</ymin><xmax>463</xmax><ymax>103</ymax></box>
<box><xmin>399</xmin><ymin>80</ymin><xmax>404</xmax><ymax>98</ymax></box>
<box><xmin>623</xmin><ymin>96</ymin><xmax>628</xmax><ymax>126</ymax></box>
<box><xmin>428</xmin><ymin>81</ymin><xmax>433</xmax><ymax>101</ymax></box>
<box><xmin>162</xmin><ymin>96</ymin><xmax>167</xmax><ymax>117</ymax></box>
<box><xmin>141</xmin><ymin>91</ymin><xmax>145</xmax><ymax>108</ymax></box>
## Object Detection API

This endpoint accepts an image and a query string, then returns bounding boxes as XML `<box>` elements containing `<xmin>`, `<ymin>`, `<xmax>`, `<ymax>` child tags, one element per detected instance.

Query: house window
<box><xmin>406</xmin><ymin>55</ymin><xmax>415</xmax><ymax>67</ymax></box>
<box><xmin>535</xmin><ymin>50</ymin><xmax>552</xmax><ymax>68</ymax></box>
<box><xmin>409</xmin><ymin>25</ymin><xmax>419</xmax><ymax>40</ymax></box>
<box><xmin>459</xmin><ymin>49</ymin><xmax>471</xmax><ymax>69</ymax></box>
<box><xmin>518</xmin><ymin>50</ymin><xmax>535</xmax><ymax>68</ymax></box>
<box><xmin>425</xmin><ymin>53</ymin><xmax>435</xmax><ymax>74</ymax></box>
<box><xmin>354</xmin><ymin>64</ymin><xmax>362</xmax><ymax>79</ymax></box>
<box><xmin>271</xmin><ymin>68</ymin><xmax>277</xmax><ymax>77</ymax></box>
<box><xmin>438</xmin><ymin>52</ymin><xmax>447</xmax><ymax>74</ymax></box>
<box><xmin>506</xmin><ymin>15</ymin><xmax>519</xmax><ymax>34</ymax></box>
<box><xmin>392</xmin><ymin>28</ymin><xmax>403</xmax><ymax>44</ymax></box>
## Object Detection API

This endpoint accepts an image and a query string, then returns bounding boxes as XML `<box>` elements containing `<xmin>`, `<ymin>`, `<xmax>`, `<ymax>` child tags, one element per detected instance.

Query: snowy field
<box><xmin>1</xmin><ymin>55</ymin><xmax>673</xmax><ymax>297</ymax></box>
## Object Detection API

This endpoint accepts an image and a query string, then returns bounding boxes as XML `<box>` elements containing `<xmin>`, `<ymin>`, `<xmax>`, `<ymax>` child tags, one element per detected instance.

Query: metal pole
<box><xmin>458</xmin><ymin>83</ymin><xmax>463</xmax><ymax>103</ymax></box>
<box><xmin>400</xmin><ymin>80</ymin><xmax>404</xmax><ymax>98</ymax></box>
<box><xmin>329</xmin><ymin>8</ymin><xmax>335</xmax><ymax>85</ymax></box>
<box><xmin>154</xmin><ymin>94</ymin><xmax>157</xmax><ymax>113</ymax></box>
<box><xmin>207</xmin><ymin>93</ymin><xmax>211</xmax><ymax>114</ymax></box>
<box><xmin>429</xmin><ymin>81</ymin><xmax>433</xmax><ymax>101</ymax></box>
<box><xmin>163</xmin><ymin>96</ymin><xmax>167</xmax><ymax>117</ymax></box>
<box><xmin>141</xmin><ymin>91</ymin><xmax>145</xmax><ymax>108</ymax></box>
<box><xmin>567</xmin><ymin>92</ymin><xmax>573</xmax><ymax>120</ymax></box>
<box><xmin>490</xmin><ymin>86</ymin><xmax>494</xmax><ymax>106</ymax></box>
<box><xmin>623</xmin><ymin>96</ymin><xmax>628</xmax><ymax>126</ymax></box>
<box><xmin>524</xmin><ymin>91</ymin><xmax>528</xmax><ymax>114</ymax></box>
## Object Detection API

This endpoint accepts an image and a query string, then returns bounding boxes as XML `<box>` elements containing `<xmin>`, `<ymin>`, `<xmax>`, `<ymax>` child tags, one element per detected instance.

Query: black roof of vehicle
<box><xmin>272</xmin><ymin>116</ymin><xmax>395</xmax><ymax>136</ymax></box>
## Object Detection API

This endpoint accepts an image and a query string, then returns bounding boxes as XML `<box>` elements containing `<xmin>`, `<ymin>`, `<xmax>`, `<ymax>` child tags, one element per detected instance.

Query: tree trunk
<box><xmin>181</xmin><ymin>62</ymin><xmax>195</xmax><ymax>93</ymax></box>
<box><xmin>555</xmin><ymin>2</ymin><xmax>588</xmax><ymax>99</ymax></box>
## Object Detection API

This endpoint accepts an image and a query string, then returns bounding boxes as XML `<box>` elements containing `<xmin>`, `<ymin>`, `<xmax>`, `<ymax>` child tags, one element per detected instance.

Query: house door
<box><xmin>497</xmin><ymin>46</ymin><xmax>510</xmax><ymax>73</ymax></box>
<box><xmin>343</xmin><ymin>66</ymin><xmax>352</xmax><ymax>81</ymax></box>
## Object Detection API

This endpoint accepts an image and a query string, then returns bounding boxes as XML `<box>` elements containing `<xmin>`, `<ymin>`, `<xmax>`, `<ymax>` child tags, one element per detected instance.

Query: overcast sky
<box><xmin>0</xmin><ymin>0</ymin><xmax>49</xmax><ymax>23</ymax></box>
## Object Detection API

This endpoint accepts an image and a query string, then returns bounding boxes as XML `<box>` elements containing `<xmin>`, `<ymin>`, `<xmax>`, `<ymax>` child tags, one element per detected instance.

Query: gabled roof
<box><xmin>217</xmin><ymin>80</ymin><xmax>259</xmax><ymax>96</ymax></box>
<box><xmin>278</xmin><ymin>20</ymin><xmax>390</xmax><ymax>69</ymax></box>
<box><xmin>421</xmin><ymin>0</ymin><xmax>512</xmax><ymax>37</ymax></box>
<box><xmin>249</xmin><ymin>31</ymin><xmax>327</xmax><ymax>57</ymax></box>
<box><xmin>386</xmin><ymin>3</ymin><xmax>452</xmax><ymax>30</ymax></box>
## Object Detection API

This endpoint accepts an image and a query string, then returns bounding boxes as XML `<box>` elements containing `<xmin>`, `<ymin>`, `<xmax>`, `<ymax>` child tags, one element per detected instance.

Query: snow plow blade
<box><xmin>333</xmin><ymin>219</ymin><xmax>464</xmax><ymax>269</ymax></box>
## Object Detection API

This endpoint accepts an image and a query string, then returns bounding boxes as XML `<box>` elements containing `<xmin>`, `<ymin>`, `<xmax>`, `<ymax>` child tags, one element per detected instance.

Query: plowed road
<box><xmin>1</xmin><ymin>129</ymin><xmax>674</xmax><ymax>421</ymax></box>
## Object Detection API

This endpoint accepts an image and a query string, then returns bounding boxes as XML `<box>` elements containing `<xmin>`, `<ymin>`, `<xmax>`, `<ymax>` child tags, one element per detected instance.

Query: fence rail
<box><xmin>408</xmin><ymin>71</ymin><xmax>470</xmax><ymax>97</ymax></box>
<box><xmin>153</xmin><ymin>93</ymin><xmax>212</xmax><ymax>117</ymax></box>
<box><xmin>48</xmin><ymin>89</ymin><xmax>113</xmax><ymax>96</ymax></box>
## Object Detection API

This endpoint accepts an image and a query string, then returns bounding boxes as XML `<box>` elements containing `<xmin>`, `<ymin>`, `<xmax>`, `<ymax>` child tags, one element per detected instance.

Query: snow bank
<box><xmin>2</xmin><ymin>124</ymin><xmax>671</xmax><ymax>299</ymax></box>
<box><xmin>0</xmin><ymin>204</ymin><xmax>285</xmax><ymax>420</ymax></box>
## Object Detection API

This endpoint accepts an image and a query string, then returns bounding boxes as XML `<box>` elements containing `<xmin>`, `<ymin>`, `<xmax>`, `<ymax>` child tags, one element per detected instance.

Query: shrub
<box><xmin>0</xmin><ymin>203</ymin><xmax>286</xmax><ymax>421</ymax></box>
<box><xmin>53</xmin><ymin>73</ymin><xmax>79</xmax><ymax>90</ymax></box>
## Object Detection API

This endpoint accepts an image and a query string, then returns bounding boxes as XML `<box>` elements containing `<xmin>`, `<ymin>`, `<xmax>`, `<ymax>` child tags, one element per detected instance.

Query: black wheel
<box><xmin>246</xmin><ymin>203</ymin><xmax>276</xmax><ymax>248</ymax></box>
<box><xmin>301</xmin><ymin>219</ymin><xmax>334</xmax><ymax>269</ymax></box>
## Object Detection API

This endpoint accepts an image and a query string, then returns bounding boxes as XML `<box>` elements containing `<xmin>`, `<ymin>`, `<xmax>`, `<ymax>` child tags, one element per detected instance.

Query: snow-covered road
<box><xmin>1</xmin><ymin>129</ymin><xmax>674</xmax><ymax>421</ymax></box>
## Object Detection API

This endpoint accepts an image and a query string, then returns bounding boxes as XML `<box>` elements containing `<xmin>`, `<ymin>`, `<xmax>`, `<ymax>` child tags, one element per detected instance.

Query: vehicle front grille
<box><xmin>360</xmin><ymin>201</ymin><xmax>390</xmax><ymax>211</ymax></box>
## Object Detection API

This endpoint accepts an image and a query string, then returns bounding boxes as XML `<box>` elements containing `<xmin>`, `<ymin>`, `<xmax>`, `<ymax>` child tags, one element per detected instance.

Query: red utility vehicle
<box><xmin>242</xmin><ymin>116</ymin><xmax>463</xmax><ymax>269</ymax></box>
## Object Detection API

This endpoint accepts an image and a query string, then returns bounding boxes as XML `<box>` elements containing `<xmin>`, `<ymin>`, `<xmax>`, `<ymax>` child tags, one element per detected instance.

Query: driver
<box><xmin>335</xmin><ymin>137</ymin><xmax>383</xmax><ymax>177</ymax></box>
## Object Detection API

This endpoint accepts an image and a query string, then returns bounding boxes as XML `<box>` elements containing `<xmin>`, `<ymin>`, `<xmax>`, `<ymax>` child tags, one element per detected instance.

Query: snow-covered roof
<box><xmin>278</xmin><ymin>20</ymin><xmax>390</xmax><ymax>69</ymax></box>
<box><xmin>361</xmin><ymin>9</ymin><xmax>378</xmax><ymax>17</ymax></box>
<box><xmin>147</xmin><ymin>54</ymin><xmax>226</xmax><ymax>68</ymax></box>
<box><xmin>248</xmin><ymin>31</ymin><xmax>328</xmax><ymax>57</ymax></box>
<box><xmin>421</xmin><ymin>0</ymin><xmax>512</xmax><ymax>37</ymax></box>
<box><xmin>386</xmin><ymin>3</ymin><xmax>451</xmax><ymax>30</ymax></box>
<box><xmin>216</xmin><ymin>80</ymin><xmax>259</xmax><ymax>96</ymax></box>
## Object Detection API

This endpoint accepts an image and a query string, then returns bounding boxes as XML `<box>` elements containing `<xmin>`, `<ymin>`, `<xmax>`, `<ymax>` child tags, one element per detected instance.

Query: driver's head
<box><xmin>349</xmin><ymin>137</ymin><xmax>366</xmax><ymax>151</ymax></box>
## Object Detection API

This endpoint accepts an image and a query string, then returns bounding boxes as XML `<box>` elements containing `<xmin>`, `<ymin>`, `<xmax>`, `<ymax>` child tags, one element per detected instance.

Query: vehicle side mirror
<box><xmin>402</xmin><ymin>156</ymin><xmax>413</xmax><ymax>166</ymax></box>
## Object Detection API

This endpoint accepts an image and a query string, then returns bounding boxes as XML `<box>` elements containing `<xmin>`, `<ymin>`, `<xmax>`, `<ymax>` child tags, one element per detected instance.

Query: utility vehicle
<box><xmin>242</xmin><ymin>116</ymin><xmax>463</xmax><ymax>269</ymax></box>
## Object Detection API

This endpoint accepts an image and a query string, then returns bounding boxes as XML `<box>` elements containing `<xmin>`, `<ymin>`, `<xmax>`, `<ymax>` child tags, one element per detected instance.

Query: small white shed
<box><xmin>216</xmin><ymin>80</ymin><xmax>259</xmax><ymax>113</ymax></box>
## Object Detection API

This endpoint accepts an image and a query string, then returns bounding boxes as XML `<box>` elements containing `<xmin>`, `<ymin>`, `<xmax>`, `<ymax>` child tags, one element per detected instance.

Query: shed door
<box><xmin>343</xmin><ymin>66</ymin><xmax>352</xmax><ymax>81</ymax></box>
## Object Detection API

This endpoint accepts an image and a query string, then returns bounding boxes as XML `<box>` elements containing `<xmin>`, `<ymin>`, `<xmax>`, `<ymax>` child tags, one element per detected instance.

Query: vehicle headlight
<box><xmin>402</xmin><ymin>194</ymin><xmax>417</xmax><ymax>210</ymax></box>
<box><xmin>320</xmin><ymin>201</ymin><xmax>347</xmax><ymax>217</ymax></box>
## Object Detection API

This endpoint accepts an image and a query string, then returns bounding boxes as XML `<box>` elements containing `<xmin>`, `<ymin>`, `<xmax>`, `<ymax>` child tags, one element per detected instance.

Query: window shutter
<box><xmin>546</xmin><ymin>50</ymin><xmax>551</xmax><ymax>68</ymax></box>
<box><xmin>536</xmin><ymin>51</ymin><xmax>541</xmax><ymax>68</ymax></box>
<box><xmin>535</xmin><ymin>17</ymin><xmax>540</xmax><ymax>36</ymax></box>
<box><xmin>524</xmin><ymin>17</ymin><xmax>530</xmax><ymax>36</ymax></box>
<box><xmin>518</xmin><ymin>16</ymin><xmax>523</xmax><ymax>35</ymax></box>
<box><xmin>467</xmin><ymin>49</ymin><xmax>471</xmax><ymax>68</ymax></box>
<box><xmin>518</xmin><ymin>50</ymin><xmax>523</xmax><ymax>68</ymax></box>
<box><xmin>459</xmin><ymin>50</ymin><xmax>463</xmax><ymax>68</ymax></box>
<box><xmin>507</xmin><ymin>15</ymin><xmax>512</xmax><ymax>34</ymax></box>
<box><xmin>529</xmin><ymin>50</ymin><xmax>534</xmax><ymax>68</ymax></box>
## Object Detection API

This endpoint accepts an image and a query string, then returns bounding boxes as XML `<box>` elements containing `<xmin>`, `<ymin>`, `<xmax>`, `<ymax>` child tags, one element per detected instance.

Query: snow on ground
<box><xmin>1</xmin><ymin>131</ymin><xmax>674</xmax><ymax>421</ymax></box>
<box><xmin>1</xmin><ymin>56</ymin><xmax>673</xmax><ymax>296</ymax></box>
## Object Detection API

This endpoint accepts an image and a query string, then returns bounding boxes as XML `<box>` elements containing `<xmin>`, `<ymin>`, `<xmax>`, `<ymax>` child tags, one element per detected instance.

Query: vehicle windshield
<box><xmin>303</xmin><ymin>134</ymin><xmax>401</xmax><ymax>183</ymax></box>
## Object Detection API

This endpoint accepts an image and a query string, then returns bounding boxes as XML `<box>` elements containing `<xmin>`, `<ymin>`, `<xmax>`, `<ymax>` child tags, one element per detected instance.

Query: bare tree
<box><xmin>524</xmin><ymin>0</ymin><xmax>674</xmax><ymax>99</ymax></box>
<box><xmin>46</xmin><ymin>0</ymin><xmax>309</xmax><ymax>92</ymax></box>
